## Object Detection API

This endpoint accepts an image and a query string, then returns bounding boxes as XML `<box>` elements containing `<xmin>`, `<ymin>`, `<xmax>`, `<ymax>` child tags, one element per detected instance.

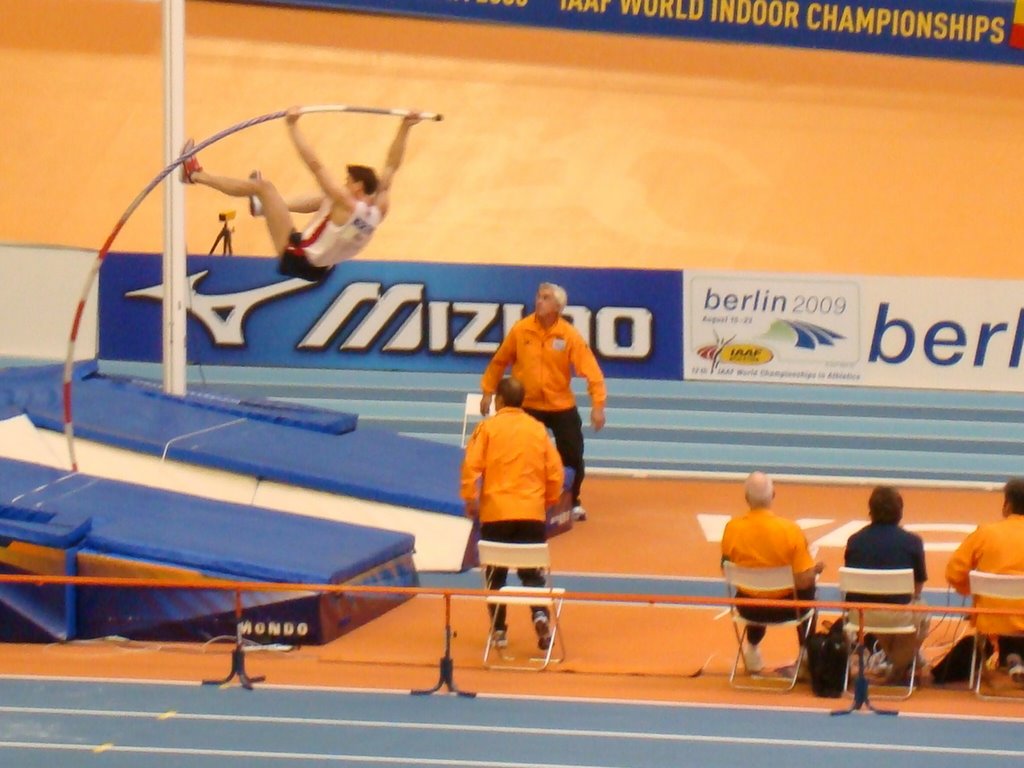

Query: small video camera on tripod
<box><xmin>209</xmin><ymin>210</ymin><xmax>236</xmax><ymax>256</ymax></box>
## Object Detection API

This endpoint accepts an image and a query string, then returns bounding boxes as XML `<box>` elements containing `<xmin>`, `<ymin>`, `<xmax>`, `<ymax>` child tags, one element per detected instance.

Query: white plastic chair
<box><xmin>477</xmin><ymin>540</ymin><xmax>566</xmax><ymax>671</ymax></box>
<box><xmin>837</xmin><ymin>566</ymin><xmax>920</xmax><ymax>699</ymax></box>
<box><xmin>460</xmin><ymin>393</ymin><xmax>492</xmax><ymax>447</ymax></box>
<box><xmin>722</xmin><ymin>561</ymin><xmax>815</xmax><ymax>691</ymax></box>
<box><xmin>968</xmin><ymin>570</ymin><xmax>1024</xmax><ymax>700</ymax></box>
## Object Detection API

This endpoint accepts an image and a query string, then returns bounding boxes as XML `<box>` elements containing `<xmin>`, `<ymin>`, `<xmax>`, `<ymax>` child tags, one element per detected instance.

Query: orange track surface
<box><xmin>2</xmin><ymin>476</ymin><xmax>1019</xmax><ymax>716</ymax></box>
<box><xmin>5</xmin><ymin>1</ymin><xmax>1024</xmax><ymax>277</ymax></box>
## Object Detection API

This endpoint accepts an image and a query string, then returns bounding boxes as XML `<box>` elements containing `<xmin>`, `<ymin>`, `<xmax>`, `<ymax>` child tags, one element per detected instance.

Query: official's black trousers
<box><xmin>737</xmin><ymin>586</ymin><xmax>818</xmax><ymax>647</ymax></box>
<box><xmin>525</xmin><ymin>406</ymin><xmax>584</xmax><ymax>506</ymax></box>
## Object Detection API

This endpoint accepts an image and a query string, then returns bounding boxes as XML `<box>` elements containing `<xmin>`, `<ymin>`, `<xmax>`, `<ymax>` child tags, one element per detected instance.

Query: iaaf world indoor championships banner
<box><xmin>246</xmin><ymin>0</ymin><xmax>1024</xmax><ymax>67</ymax></box>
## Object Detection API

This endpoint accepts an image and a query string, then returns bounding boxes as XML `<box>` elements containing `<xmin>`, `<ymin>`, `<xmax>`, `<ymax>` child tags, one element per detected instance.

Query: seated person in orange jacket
<box><xmin>946</xmin><ymin>478</ymin><xmax>1024</xmax><ymax>683</ymax></box>
<box><xmin>462</xmin><ymin>376</ymin><xmax>564</xmax><ymax>650</ymax></box>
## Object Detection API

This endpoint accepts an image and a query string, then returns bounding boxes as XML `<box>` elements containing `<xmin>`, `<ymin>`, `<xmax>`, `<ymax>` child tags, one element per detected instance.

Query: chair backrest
<box><xmin>478</xmin><ymin>541</ymin><xmax>551</xmax><ymax>571</ymax></box>
<box><xmin>838</xmin><ymin>567</ymin><xmax>915</xmax><ymax>598</ymax></box>
<box><xmin>722</xmin><ymin>561</ymin><xmax>795</xmax><ymax>595</ymax></box>
<box><xmin>460</xmin><ymin>393</ymin><xmax>492</xmax><ymax>447</ymax></box>
<box><xmin>969</xmin><ymin>570</ymin><xmax>1024</xmax><ymax>600</ymax></box>
<box><xmin>838</xmin><ymin>567</ymin><xmax>917</xmax><ymax>633</ymax></box>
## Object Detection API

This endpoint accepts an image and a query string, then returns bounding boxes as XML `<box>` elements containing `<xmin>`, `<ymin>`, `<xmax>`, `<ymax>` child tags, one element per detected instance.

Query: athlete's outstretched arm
<box><xmin>286</xmin><ymin>107</ymin><xmax>353</xmax><ymax>209</ymax></box>
<box><xmin>375</xmin><ymin>113</ymin><xmax>422</xmax><ymax>215</ymax></box>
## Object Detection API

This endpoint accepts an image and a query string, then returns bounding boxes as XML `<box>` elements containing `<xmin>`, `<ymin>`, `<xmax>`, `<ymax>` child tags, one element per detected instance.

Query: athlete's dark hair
<box><xmin>347</xmin><ymin>164</ymin><xmax>379</xmax><ymax>195</ymax></box>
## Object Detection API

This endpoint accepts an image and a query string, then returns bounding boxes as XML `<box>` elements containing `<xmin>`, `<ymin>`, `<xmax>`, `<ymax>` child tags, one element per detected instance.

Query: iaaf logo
<box><xmin>1012</xmin><ymin>0</ymin><xmax>1024</xmax><ymax>49</ymax></box>
<box><xmin>697</xmin><ymin>320</ymin><xmax>845</xmax><ymax>371</ymax></box>
<box><xmin>126</xmin><ymin>271</ymin><xmax>654</xmax><ymax>360</ymax></box>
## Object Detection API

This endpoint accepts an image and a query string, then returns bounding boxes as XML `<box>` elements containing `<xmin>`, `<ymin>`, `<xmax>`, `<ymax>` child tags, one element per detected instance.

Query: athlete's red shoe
<box><xmin>179</xmin><ymin>139</ymin><xmax>203</xmax><ymax>184</ymax></box>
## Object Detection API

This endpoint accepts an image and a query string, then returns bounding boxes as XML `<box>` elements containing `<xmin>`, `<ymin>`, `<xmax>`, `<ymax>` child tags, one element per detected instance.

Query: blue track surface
<box><xmin>0</xmin><ymin>677</ymin><xmax>1020</xmax><ymax>767</ymax></box>
<box><xmin>420</xmin><ymin>570</ymin><xmax>962</xmax><ymax>610</ymax></box>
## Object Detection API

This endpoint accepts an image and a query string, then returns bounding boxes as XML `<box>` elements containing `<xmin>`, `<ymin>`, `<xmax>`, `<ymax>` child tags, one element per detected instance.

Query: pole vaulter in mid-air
<box><xmin>180</xmin><ymin>105</ymin><xmax>440</xmax><ymax>283</ymax></box>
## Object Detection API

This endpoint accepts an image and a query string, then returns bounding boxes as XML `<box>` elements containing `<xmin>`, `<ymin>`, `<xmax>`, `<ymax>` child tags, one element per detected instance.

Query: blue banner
<box><xmin>98</xmin><ymin>254</ymin><xmax>682</xmax><ymax>379</ymax></box>
<box><xmin>241</xmin><ymin>0</ymin><xmax>1024</xmax><ymax>66</ymax></box>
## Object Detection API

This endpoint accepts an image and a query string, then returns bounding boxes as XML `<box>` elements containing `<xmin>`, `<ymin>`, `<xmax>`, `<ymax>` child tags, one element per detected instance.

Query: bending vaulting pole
<box><xmin>62</xmin><ymin>105</ymin><xmax>443</xmax><ymax>471</ymax></box>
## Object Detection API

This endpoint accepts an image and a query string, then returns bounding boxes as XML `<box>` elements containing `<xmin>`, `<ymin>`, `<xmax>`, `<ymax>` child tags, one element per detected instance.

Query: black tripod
<box><xmin>209</xmin><ymin>210</ymin><xmax>236</xmax><ymax>255</ymax></box>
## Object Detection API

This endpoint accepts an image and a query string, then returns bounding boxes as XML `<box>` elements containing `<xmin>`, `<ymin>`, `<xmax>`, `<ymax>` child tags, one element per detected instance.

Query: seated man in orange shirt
<box><xmin>461</xmin><ymin>376</ymin><xmax>564</xmax><ymax>650</ymax></box>
<box><xmin>946</xmin><ymin>477</ymin><xmax>1024</xmax><ymax>683</ymax></box>
<box><xmin>721</xmin><ymin>471</ymin><xmax>824</xmax><ymax>673</ymax></box>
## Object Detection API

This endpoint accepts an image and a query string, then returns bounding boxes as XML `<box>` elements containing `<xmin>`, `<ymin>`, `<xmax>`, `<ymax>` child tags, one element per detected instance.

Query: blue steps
<box><xmin>102</xmin><ymin>362</ymin><xmax>1024</xmax><ymax>486</ymax></box>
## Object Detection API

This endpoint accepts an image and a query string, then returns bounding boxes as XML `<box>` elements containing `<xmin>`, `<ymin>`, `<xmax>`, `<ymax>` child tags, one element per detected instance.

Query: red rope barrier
<box><xmin>0</xmin><ymin>572</ymin><xmax>1016</xmax><ymax>621</ymax></box>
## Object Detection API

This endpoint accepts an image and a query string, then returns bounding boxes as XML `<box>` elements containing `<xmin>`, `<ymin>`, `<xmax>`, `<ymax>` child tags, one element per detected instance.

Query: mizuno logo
<box><xmin>124</xmin><ymin>275</ymin><xmax>654</xmax><ymax>360</ymax></box>
<box><xmin>125</xmin><ymin>271</ymin><xmax>313</xmax><ymax>346</ymax></box>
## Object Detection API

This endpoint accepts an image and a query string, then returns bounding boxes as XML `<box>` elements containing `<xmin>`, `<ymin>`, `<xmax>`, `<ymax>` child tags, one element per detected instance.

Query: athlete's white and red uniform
<box><xmin>286</xmin><ymin>199</ymin><xmax>383</xmax><ymax>267</ymax></box>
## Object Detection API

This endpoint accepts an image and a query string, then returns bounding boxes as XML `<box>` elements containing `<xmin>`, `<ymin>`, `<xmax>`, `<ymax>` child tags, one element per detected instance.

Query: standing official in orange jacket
<box><xmin>479</xmin><ymin>282</ymin><xmax>606</xmax><ymax>522</ymax></box>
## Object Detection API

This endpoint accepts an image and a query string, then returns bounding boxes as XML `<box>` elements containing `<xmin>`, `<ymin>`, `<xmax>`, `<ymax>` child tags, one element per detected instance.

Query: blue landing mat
<box><xmin>0</xmin><ymin>456</ymin><xmax>417</xmax><ymax>643</ymax></box>
<box><xmin>0</xmin><ymin>362</ymin><xmax>465</xmax><ymax>516</ymax></box>
<box><xmin>0</xmin><ymin>457</ymin><xmax>414</xmax><ymax>585</ymax></box>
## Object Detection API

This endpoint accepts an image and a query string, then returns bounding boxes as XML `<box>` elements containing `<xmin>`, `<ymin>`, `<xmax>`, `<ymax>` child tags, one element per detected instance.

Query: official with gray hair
<box><xmin>479</xmin><ymin>282</ymin><xmax>606</xmax><ymax>522</ymax></box>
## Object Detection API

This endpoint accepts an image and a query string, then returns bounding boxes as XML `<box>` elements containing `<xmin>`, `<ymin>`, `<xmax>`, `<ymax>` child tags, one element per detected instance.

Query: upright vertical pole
<box><xmin>162</xmin><ymin>0</ymin><xmax>187</xmax><ymax>395</ymax></box>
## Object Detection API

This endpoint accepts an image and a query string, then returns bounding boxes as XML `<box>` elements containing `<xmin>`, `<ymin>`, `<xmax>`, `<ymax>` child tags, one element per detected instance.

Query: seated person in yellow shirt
<box><xmin>721</xmin><ymin>471</ymin><xmax>824</xmax><ymax>674</ymax></box>
<box><xmin>946</xmin><ymin>477</ymin><xmax>1024</xmax><ymax>684</ymax></box>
